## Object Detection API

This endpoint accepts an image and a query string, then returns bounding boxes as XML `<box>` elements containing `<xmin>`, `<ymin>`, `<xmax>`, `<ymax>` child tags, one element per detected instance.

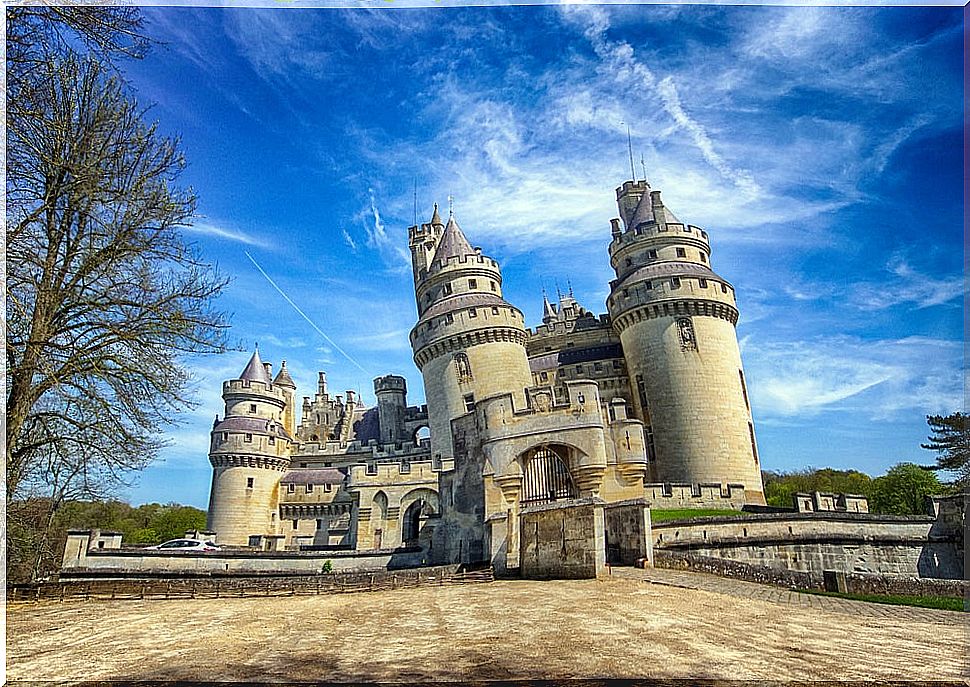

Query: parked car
<box><xmin>146</xmin><ymin>539</ymin><xmax>220</xmax><ymax>552</ymax></box>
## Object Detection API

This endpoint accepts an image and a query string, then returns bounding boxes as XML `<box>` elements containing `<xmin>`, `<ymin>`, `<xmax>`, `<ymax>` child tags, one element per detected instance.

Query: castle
<box><xmin>206</xmin><ymin>178</ymin><xmax>766</xmax><ymax>572</ymax></box>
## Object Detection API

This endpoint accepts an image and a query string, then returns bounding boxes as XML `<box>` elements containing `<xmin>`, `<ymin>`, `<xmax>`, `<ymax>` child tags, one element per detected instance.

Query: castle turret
<box><xmin>374</xmin><ymin>375</ymin><xmax>408</xmax><ymax>445</ymax></box>
<box><xmin>409</xmin><ymin>208</ymin><xmax>533</xmax><ymax>459</ymax></box>
<box><xmin>606</xmin><ymin>180</ymin><xmax>765</xmax><ymax>503</ymax></box>
<box><xmin>273</xmin><ymin>360</ymin><xmax>297</xmax><ymax>437</ymax></box>
<box><xmin>207</xmin><ymin>348</ymin><xmax>294</xmax><ymax>545</ymax></box>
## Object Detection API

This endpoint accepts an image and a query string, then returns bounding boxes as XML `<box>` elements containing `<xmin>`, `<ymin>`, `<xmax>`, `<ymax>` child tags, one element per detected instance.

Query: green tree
<box><xmin>921</xmin><ymin>413</ymin><xmax>970</xmax><ymax>489</ymax></box>
<box><xmin>870</xmin><ymin>463</ymin><xmax>945</xmax><ymax>515</ymax></box>
<box><xmin>762</xmin><ymin>468</ymin><xmax>874</xmax><ymax>509</ymax></box>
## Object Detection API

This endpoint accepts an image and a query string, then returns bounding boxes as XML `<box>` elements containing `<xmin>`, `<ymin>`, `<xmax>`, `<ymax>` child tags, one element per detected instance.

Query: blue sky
<box><xmin>116</xmin><ymin>3</ymin><xmax>964</xmax><ymax>508</ymax></box>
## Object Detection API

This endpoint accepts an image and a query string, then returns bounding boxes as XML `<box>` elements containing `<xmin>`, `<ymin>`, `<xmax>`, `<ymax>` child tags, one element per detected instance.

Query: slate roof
<box><xmin>280</xmin><ymin>468</ymin><xmax>345</xmax><ymax>485</ymax></box>
<box><xmin>213</xmin><ymin>416</ymin><xmax>293</xmax><ymax>440</ymax></box>
<box><xmin>273</xmin><ymin>361</ymin><xmax>296</xmax><ymax>388</ymax></box>
<box><xmin>616</xmin><ymin>261</ymin><xmax>719</xmax><ymax>288</ymax></box>
<box><xmin>420</xmin><ymin>292</ymin><xmax>509</xmax><ymax>320</ymax></box>
<box><xmin>433</xmin><ymin>216</ymin><xmax>476</xmax><ymax>264</ymax></box>
<box><xmin>239</xmin><ymin>349</ymin><xmax>271</xmax><ymax>383</ymax></box>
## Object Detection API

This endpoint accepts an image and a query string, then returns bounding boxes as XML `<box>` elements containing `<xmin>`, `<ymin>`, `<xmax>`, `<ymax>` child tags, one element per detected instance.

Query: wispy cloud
<box><xmin>850</xmin><ymin>255</ymin><xmax>964</xmax><ymax>311</ymax></box>
<box><xmin>184</xmin><ymin>221</ymin><xmax>269</xmax><ymax>248</ymax></box>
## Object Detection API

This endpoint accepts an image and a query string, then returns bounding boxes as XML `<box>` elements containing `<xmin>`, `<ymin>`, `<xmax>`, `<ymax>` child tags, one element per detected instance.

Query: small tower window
<box><xmin>463</xmin><ymin>394</ymin><xmax>475</xmax><ymax>412</ymax></box>
<box><xmin>445</xmin><ymin>313</ymin><xmax>454</xmax><ymax>324</ymax></box>
<box><xmin>287</xmin><ymin>483</ymin><xmax>295</xmax><ymax>493</ymax></box>
<box><xmin>246</xmin><ymin>477</ymin><xmax>254</xmax><ymax>489</ymax></box>
<box><xmin>625</xmin><ymin>258</ymin><xmax>632</xmax><ymax>267</ymax></box>
<box><xmin>644</xmin><ymin>281</ymin><xmax>653</xmax><ymax>290</ymax></box>
<box><xmin>454</xmin><ymin>352</ymin><xmax>473</xmax><ymax>382</ymax></box>
<box><xmin>671</xmin><ymin>277</ymin><xmax>681</xmax><ymax>289</ymax></box>
<box><xmin>648</xmin><ymin>250</ymin><xmax>658</xmax><ymax>259</ymax></box>
<box><xmin>491</xmin><ymin>306</ymin><xmax>499</xmax><ymax>315</ymax></box>
<box><xmin>721</xmin><ymin>283</ymin><xmax>728</xmax><ymax>293</ymax></box>
<box><xmin>468</xmin><ymin>279</ymin><xmax>477</xmax><ymax>289</ymax></box>
<box><xmin>316</xmin><ymin>519</ymin><xmax>323</xmax><ymax>530</ymax></box>
<box><xmin>468</xmin><ymin>308</ymin><xmax>477</xmax><ymax>318</ymax></box>
<box><xmin>249</xmin><ymin>404</ymin><xmax>257</xmax><ymax>413</ymax></box>
<box><xmin>292</xmin><ymin>519</ymin><xmax>299</xmax><ymax>530</ymax></box>
<box><xmin>676</xmin><ymin>248</ymin><xmax>686</xmax><ymax>258</ymax></box>
<box><xmin>490</xmin><ymin>281</ymin><xmax>496</xmax><ymax>291</ymax></box>
<box><xmin>678</xmin><ymin>317</ymin><xmax>697</xmax><ymax>351</ymax></box>
<box><xmin>306</xmin><ymin>483</ymin><xmax>314</xmax><ymax>493</ymax></box>
<box><xmin>244</xmin><ymin>433</ymin><xmax>253</xmax><ymax>443</ymax></box>
<box><xmin>443</xmin><ymin>283</ymin><xmax>453</xmax><ymax>296</ymax></box>
<box><xmin>699</xmin><ymin>278</ymin><xmax>708</xmax><ymax>288</ymax></box>
<box><xmin>700</xmin><ymin>253</ymin><xmax>708</xmax><ymax>263</ymax></box>
<box><xmin>325</xmin><ymin>483</ymin><xmax>333</xmax><ymax>492</ymax></box>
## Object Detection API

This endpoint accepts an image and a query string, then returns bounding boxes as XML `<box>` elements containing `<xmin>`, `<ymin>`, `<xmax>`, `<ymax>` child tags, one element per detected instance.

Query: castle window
<box><xmin>613</xmin><ymin>360</ymin><xmax>622</xmax><ymax>369</ymax></box>
<box><xmin>739</xmin><ymin>370</ymin><xmax>750</xmax><ymax>409</ymax></box>
<box><xmin>491</xmin><ymin>306</ymin><xmax>499</xmax><ymax>315</ymax></box>
<box><xmin>463</xmin><ymin>394</ymin><xmax>475</xmax><ymax>412</ymax></box>
<box><xmin>425</xmin><ymin>293</ymin><xmax>431</xmax><ymax>303</ymax></box>
<box><xmin>540</xmin><ymin>371</ymin><xmax>548</xmax><ymax>381</ymax></box>
<box><xmin>292</xmin><ymin>519</ymin><xmax>299</xmax><ymax>530</ymax></box>
<box><xmin>300</xmin><ymin>462</ymin><xmax>308</xmax><ymax>468</ymax></box>
<box><xmin>222</xmin><ymin>432</ymin><xmax>228</xmax><ymax>441</ymax></box>
<box><xmin>701</xmin><ymin>230</ymin><xmax>708</xmax><ymax>239</ymax></box>
<box><xmin>246</xmin><ymin>477</ymin><xmax>254</xmax><ymax>489</ymax></box>
<box><xmin>325</xmin><ymin>483</ymin><xmax>333</xmax><ymax>492</ymax></box>
<box><xmin>749</xmin><ymin>422</ymin><xmax>758</xmax><ymax>463</ymax></box>
<box><xmin>684</xmin><ymin>225</ymin><xmax>692</xmax><ymax>233</ymax></box>
<box><xmin>490</xmin><ymin>281</ymin><xmax>496</xmax><ymax>291</ymax></box>
<box><xmin>306</xmin><ymin>483</ymin><xmax>314</xmax><ymax>493</ymax></box>
<box><xmin>678</xmin><ymin>317</ymin><xmax>697</xmax><ymax>351</ymax></box>
<box><xmin>249</xmin><ymin>404</ymin><xmax>257</xmax><ymax>413</ymax></box>
<box><xmin>366</xmin><ymin>463</ymin><xmax>377</xmax><ymax>475</ymax></box>
<box><xmin>625</xmin><ymin>258</ymin><xmax>632</xmax><ymax>267</ymax></box>
<box><xmin>446</xmin><ymin>314</ymin><xmax>454</xmax><ymax>324</ymax></box>
<box><xmin>575</xmin><ymin>365</ymin><xmax>583</xmax><ymax>373</ymax></box>
<box><xmin>636</xmin><ymin>374</ymin><xmax>649</xmax><ymax>412</ymax></box>
<box><xmin>676</xmin><ymin>248</ymin><xmax>686</xmax><ymax>258</ymax></box>
<box><xmin>316</xmin><ymin>519</ymin><xmax>323</xmax><ymax>531</ymax></box>
<box><xmin>699</xmin><ymin>278</ymin><xmax>708</xmax><ymax>288</ymax></box>
<box><xmin>721</xmin><ymin>283</ymin><xmax>728</xmax><ymax>293</ymax></box>
<box><xmin>244</xmin><ymin>433</ymin><xmax>253</xmax><ymax>443</ymax></box>
<box><xmin>594</xmin><ymin>362</ymin><xmax>603</xmax><ymax>372</ymax></box>
<box><xmin>454</xmin><ymin>352</ymin><xmax>473</xmax><ymax>382</ymax></box>
<box><xmin>468</xmin><ymin>279</ymin><xmax>477</xmax><ymax>289</ymax></box>
<box><xmin>268</xmin><ymin>435</ymin><xmax>275</xmax><ymax>445</ymax></box>
<box><xmin>287</xmin><ymin>483</ymin><xmax>295</xmax><ymax>493</ymax></box>
<box><xmin>700</xmin><ymin>253</ymin><xmax>708</xmax><ymax>263</ymax></box>
<box><xmin>671</xmin><ymin>277</ymin><xmax>681</xmax><ymax>289</ymax></box>
<box><xmin>648</xmin><ymin>250</ymin><xmax>657</xmax><ymax>259</ymax></box>
<box><xmin>622</xmin><ymin>289</ymin><xmax>629</xmax><ymax>298</ymax></box>
<box><xmin>645</xmin><ymin>425</ymin><xmax>656</xmax><ymax>461</ymax></box>
<box><xmin>443</xmin><ymin>282</ymin><xmax>453</xmax><ymax>296</ymax></box>
<box><xmin>645</xmin><ymin>281</ymin><xmax>653</xmax><ymax>290</ymax></box>
<box><xmin>468</xmin><ymin>308</ymin><xmax>477</xmax><ymax>318</ymax></box>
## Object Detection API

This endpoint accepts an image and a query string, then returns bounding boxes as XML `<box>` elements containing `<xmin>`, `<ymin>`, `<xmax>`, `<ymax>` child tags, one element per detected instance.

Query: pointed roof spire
<box><xmin>542</xmin><ymin>289</ymin><xmax>557</xmax><ymax>323</ymax></box>
<box><xmin>430</xmin><ymin>203</ymin><xmax>443</xmax><ymax>228</ymax></box>
<box><xmin>239</xmin><ymin>347</ymin><xmax>271</xmax><ymax>383</ymax></box>
<box><xmin>433</xmin><ymin>215</ymin><xmax>476</xmax><ymax>264</ymax></box>
<box><xmin>627</xmin><ymin>184</ymin><xmax>656</xmax><ymax>230</ymax></box>
<box><xmin>274</xmin><ymin>360</ymin><xmax>296</xmax><ymax>388</ymax></box>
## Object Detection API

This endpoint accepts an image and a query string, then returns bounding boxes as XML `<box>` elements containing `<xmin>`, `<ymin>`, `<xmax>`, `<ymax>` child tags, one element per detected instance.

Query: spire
<box><xmin>542</xmin><ymin>290</ymin><xmax>557</xmax><ymax>323</ymax></box>
<box><xmin>239</xmin><ymin>348</ymin><xmax>271</xmax><ymax>383</ymax></box>
<box><xmin>273</xmin><ymin>360</ymin><xmax>296</xmax><ymax>388</ymax></box>
<box><xmin>627</xmin><ymin>184</ymin><xmax>656</xmax><ymax>231</ymax></box>
<box><xmin>430</xmin><ymin>203</ymin><xmax>443</xmax><ymax>228</ymax></box>
<box><xmin>434</xmin><ymin>215</ymin><xmax>476</xmax><ymax>263</ymax></box>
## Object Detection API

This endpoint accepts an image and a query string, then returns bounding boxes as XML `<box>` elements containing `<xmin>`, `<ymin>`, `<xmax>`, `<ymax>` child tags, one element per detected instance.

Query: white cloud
<box><xmin>744</xmin><ymin>335</ymin><xmax>962</xmax><ymax>420</ymax></box>
<box><xmin>850</xmin><ymin>255</ymin><xmax>963</xmax><ymax>311</ymax></box>
<box><xmin>183</xmin><ymin>221</ymin><xmax>269</xmax><ymax>248</ymax></box>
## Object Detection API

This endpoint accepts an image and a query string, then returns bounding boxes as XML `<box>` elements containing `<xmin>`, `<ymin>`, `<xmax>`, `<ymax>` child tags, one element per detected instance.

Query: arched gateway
<box><xmin>521</xmin><ymin>445</ymin><xmax>578</xmax><ymax>506</ymax></box>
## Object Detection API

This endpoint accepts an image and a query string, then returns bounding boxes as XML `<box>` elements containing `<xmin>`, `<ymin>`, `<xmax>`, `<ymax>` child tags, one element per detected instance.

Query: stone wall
<box><xmin>519</xmin><ymin>498</ymin><xmax>605</xmax><ymax>579</ymax></box>
<box><xmin>653</xmin><ymin>550</ymin><xmax>969</xmax><ymax>599</ymax></box>
<box><xmin>652</xmin><ymin>512</ymin><xmax>963</xmax><ymax>579</ymax></box>
<box><xmin>604</xmin><ymin>499</ymin><xmax>652</xmax><ymax>566</ymax></box>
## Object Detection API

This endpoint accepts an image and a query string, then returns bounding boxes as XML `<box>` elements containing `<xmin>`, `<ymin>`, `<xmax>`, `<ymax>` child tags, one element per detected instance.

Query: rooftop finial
<box><xmin>448</xmin><ymin>194</ymin><xmax>454</xmax><ymax>218</ymax></box>
<box><xmin>568</xmin><ymin>279</ymin><xmax>574</xmax><ymax>297</ymax></box>
<box><xmin>640</xmin><ymin>153</ymin><xmax>647</xmax><ymax>185</ymax></box>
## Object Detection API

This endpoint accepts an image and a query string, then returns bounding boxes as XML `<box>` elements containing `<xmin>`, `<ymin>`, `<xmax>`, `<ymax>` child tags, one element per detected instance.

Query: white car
<box><xmin>146</xmin><ymin>539</ymin><xmax>220</xmax><ymax>552</ymax></box>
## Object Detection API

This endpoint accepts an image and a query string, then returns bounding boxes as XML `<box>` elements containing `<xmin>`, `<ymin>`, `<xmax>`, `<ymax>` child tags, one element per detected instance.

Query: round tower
<box><xmin>408</xmin><ymin>209</ymin><xmax>533</xmax><ymax>460</ymax></box>
<box><xmin>606</xmin><ymin>180</ymin><xmax>765</xmax><ymax>503</ymax></box>
<box><xmin>207</xmin><ymin>348</ymin><xmax>294</xmax><ymax>545</ymax></box>
<box><xmin>374</xmin><ymin>374</ymin><xmax>408</xmax><ymax>445</ymax></box>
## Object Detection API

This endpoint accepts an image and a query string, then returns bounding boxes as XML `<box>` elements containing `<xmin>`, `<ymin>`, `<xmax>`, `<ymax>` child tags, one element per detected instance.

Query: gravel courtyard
<box><xmin>7</xmin><ymin>572</ymin><xmax>965</xmax><ymax>682</ymax></box>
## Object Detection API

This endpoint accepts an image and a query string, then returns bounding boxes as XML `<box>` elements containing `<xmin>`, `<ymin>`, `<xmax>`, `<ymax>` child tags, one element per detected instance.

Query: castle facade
<box><xmin>206</xmin><ymin>178</ymin><xmax>765</xmax><ymax>571</ymax></box>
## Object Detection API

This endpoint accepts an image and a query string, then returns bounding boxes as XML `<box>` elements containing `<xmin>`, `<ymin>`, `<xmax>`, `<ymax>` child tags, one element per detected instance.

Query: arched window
<box><xmin>454</xmin><ymin>352</ymin><xmax>473</xmax><ymax>382</ymax></box>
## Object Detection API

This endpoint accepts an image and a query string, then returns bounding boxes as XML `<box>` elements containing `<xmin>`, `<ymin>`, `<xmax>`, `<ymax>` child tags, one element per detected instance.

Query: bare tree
<box><xmin>6</xmin><ymin>20</ymin><xmax>230</xmax><ymax>506</ymax></box>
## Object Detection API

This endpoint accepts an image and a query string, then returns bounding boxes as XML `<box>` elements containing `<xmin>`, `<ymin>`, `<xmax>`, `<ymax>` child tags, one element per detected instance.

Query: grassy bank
<box><xmin>798</xmin><ymin>588</ymin><xmax>965</xmax><ymax>612</ymax></box>
<box><xmin>649</xmin><ymin>508</ymin><xmax>745</xmax><ymax>523</ymax></box>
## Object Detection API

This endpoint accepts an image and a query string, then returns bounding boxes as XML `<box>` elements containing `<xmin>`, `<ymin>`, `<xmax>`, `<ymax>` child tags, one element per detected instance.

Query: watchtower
<box><xmin>408</xmin><ymin>207</ymin><xmax>533</xmax><ymax>460</ymax></box>
<box><xmin>605</xmin><ymin>180</ymin><xmax>765</xmax><ymax>503</ymax></box>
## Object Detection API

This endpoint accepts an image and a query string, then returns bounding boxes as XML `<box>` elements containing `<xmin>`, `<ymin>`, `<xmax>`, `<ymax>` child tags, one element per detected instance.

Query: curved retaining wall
<box><xmin>652</xmin><ymin>512</ymin><xmax>963</xmax><ymax>579</ymax></box>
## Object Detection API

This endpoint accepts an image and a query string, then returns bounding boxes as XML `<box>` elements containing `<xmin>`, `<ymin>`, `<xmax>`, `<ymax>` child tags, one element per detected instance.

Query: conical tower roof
<box><xmin>434</xmin><ymin>216</ymin><xmax>476</xmax><ymax>263</ymax></box>
<box><xmin>239</xmin><ymin>348</ymin><xmax>271</xmax><ymax>383</ymax></box>
<box><xmin>542</xmin><ymin>293</ymin><xmax>557</xmax><ymax>323</ymax></box>
<box><xmin>273</xmin><ymin>360</ymin><xmax>296</xmax><ymax>388</ymax></box>
<box><xmin>627</xmin><ymin>188</ymin><xmax>655</xmax><ymax>230</ymax></box>
<box><xmin>430</xmin><ymin>203</ymin><xmax>444</xmax><ymax>228</ymax></box>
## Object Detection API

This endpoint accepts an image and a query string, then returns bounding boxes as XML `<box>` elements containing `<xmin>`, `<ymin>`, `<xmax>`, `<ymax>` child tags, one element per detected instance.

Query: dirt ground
<box><xmin>6</xmin><ymin>576</ymin><xmax>965</xmax><ymax>682</ymax></box>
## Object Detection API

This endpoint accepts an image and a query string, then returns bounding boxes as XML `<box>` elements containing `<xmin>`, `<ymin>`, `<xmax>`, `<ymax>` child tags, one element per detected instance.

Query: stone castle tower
<box><xmin>606</xmin><ymin>180</ymin><xmax>763</xmax><ymax>502</ymax></box>
<box><xmin>408</xmin><ymin>205</ymin><xmax>533</xmax><ymax>461</ymax></box>
<box><xmin>207</xmin><ymin>349</ymin><xmax>296</xmax><ymax>544</ymax></box>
